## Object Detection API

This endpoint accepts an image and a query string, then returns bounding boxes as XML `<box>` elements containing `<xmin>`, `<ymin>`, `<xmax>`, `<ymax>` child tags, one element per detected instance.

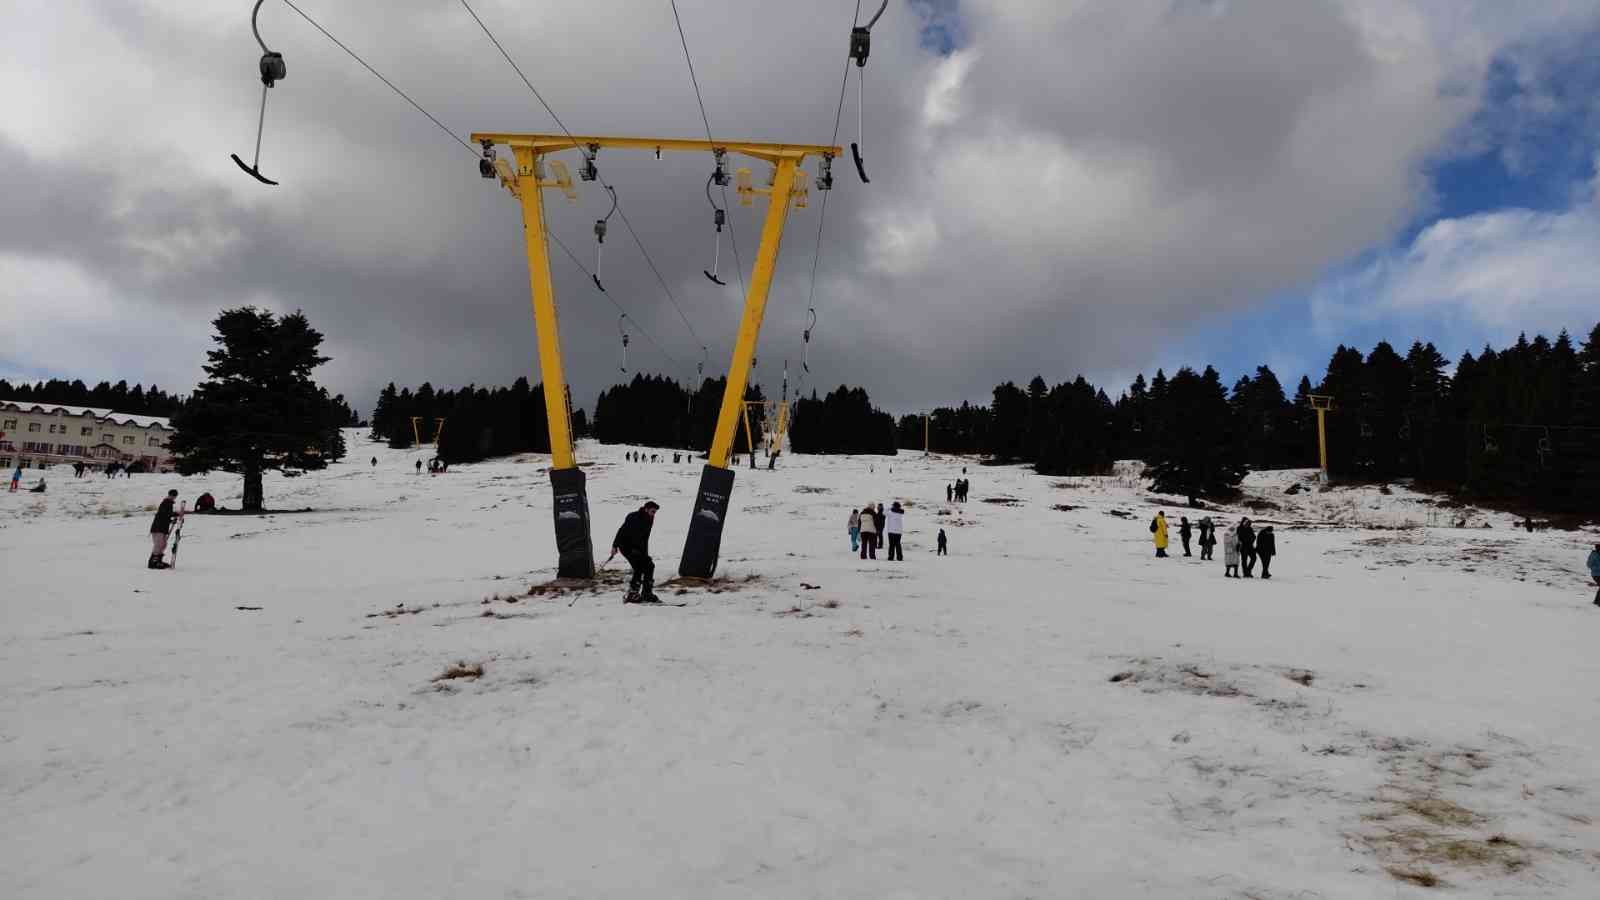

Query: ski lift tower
<box><xmin>471</xmin><ymin>132</ymin><xmax>840</xmax><ymax>580</ymax></box>
<box><xmin>1307</xmin><ymin>394</ymin><xmax>1335</xmax><ymax>482</ymax></box>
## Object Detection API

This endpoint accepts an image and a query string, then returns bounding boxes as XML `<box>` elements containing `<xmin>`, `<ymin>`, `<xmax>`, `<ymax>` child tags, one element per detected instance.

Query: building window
<box><xmin>2</xmin><ymin>418</ymin><xmax>16</xmax><ymax>429</ymax></box>
<box><xmin>0</xmin><ymin>457</ymin><xmax>9</xmax><ymax>468</ymax></box>
<box><xmin>103</xmin><ymin>434</ymin><xmax>114</xmax><ymax>444</ymax></box>
<box><xmin>148</xmin><ymin>437</ymin><xmax>163</xmax><ymax>447</ymax></box>
<box><xmin>122</xmin><ymin>435</ymin><xmax>136</xmax><ymax>445</ymax></box>
<box><xmin>28</xmin><ymin>423</ymin><xmax>41</xmax><ymax>433</ymax></box>
<box><xmin>22</xmin><ymin>441</ymin><xmax>51</xmax><ymax>453</ymax></box>
<box><xmin>81</xmin><ymin>426</ymin><xmax>93</xmax><ymax>437</ymax></box>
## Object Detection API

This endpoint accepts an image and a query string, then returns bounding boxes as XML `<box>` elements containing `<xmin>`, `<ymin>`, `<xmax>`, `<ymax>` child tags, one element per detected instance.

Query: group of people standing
<box><xmin>1152</xmin><ymin>511</ymin><xmax>1278</xmax><ymax>579</ymax></box>
<box><xmin>947</xmin><ymin>479</ymin><xmax>970</xmax><ymax>503</ymax></box>
<box><xmin>850</xmin><ymin>502</ymin><xmax>907</xmax><ymax>561</ymax></box>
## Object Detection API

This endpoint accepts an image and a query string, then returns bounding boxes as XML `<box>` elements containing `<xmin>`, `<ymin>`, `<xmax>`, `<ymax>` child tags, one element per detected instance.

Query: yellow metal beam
<box><xmin>707</xmin><ymin>157</ymin><xmax>800</xmax><ymax>467</ymax></box>
<box><xmin>513</xmin><ymin>146</ymin><xmax>578</xmax><ymax>469</ymax></box>
<box><xmin>471</xmin><ymin>133</ymin><xmax>841</xmax><ymax>164</ymax></box>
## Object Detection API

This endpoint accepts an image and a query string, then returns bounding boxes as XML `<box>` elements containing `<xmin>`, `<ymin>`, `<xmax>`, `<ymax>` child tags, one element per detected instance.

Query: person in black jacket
<box><xmin>613</xmin><ymin>501</ymin><xmax>660</xmax><ymax>603</ymax></box>
<box><xmin>1256</xmin><ymin>526</ymin><xmax>1277</xmax><ymax>579</ymax></box>
<box><xmin>1237</xmin><ymin>518</ymin><xmax>1257</xmax><ymax>578</ymax></box>
<box><xmin>1179</xmin><ymin>517</ymin><xmax>1193</xmax><ymax>557</ymax></box>
<box><xmin>148</xmin><ymin>489</ymin><xmax>180</xmax><ymax>569</ymax></box>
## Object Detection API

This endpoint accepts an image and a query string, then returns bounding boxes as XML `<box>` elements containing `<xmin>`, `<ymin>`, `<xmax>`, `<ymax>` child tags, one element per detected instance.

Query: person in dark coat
<box><xmin>148</xmin><ymin>489</ymin><xmax>180</xmax><ymax>569</ymax></box>
<box><xmin>874</xmin><ymin>503</ymin><xmax>887</xmax><ymax>539</ymax></box>
<box><xmin>946</xmin><ymin>483</ymin><xmax>953</xmax><ymax>503</ymax></box>
<box><xmin>415</xmin><ymin>459</ymin><xmax>422</xmax><ymax>474</ymax></box>
<box><xmin>1198</xmin><ymin>517</ymin><xmax>1216</xmax><ymax>560</ymax></box>
<box><xmin>936</xmin><ymin>528</ymin><xmax>948</xmax><ymax>556</ymax></box>
<box><xmin>195</xmin><ymin>492</ymin><xmax>216</xmax><ymax>513</ymax></box>
<box><xmin>612</xmin><ymin>501</ymin><xmax>660</xmax><ymax>603</ymax></box>
<box><xmin>1237</xmin><ymin>518</ymin><xmax>1257</xmax><ymax>578</ymax></box>
<box><xmin>1179</xmin><ymin>517</ymin><xmax>1193</xmax><ymax>557</ymax></box>
<box><xmin>1256</xmin><ymin>526</ymin><xmax>1277</xmax><ymax>579</ymax></box>
<box><xmin>370</xmin><ymin>456</ymin><xmax>377</xmax><ymax>467</ymax></box>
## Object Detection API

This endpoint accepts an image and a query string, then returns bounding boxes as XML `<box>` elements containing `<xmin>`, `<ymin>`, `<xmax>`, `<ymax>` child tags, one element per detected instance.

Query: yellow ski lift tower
<box><xmin>471</xmin><ymin>132</ymin><xmax>839</xmax><ymax>579</ymax></box>
<box><xmin>1307</xmin><ymin>394</ymin><xmax>1334</xmax><ymax>482</ymax></box>
<box><xmin>409</xmin><ymin>416</ymin><xmax>446</xmax><ymax>446</ymax></box>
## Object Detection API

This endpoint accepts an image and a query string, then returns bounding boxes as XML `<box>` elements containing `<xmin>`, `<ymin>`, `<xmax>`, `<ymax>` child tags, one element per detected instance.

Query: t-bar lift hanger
<box><xmin>231</xmin><ymin>0</ymin><xmax>287</xmax><ymax>185</ymax></box>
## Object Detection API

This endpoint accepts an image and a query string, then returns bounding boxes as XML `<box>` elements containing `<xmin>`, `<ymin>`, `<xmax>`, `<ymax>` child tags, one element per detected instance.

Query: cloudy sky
<box><xmin>3</xmin><ymin>0</ymin><xmax>1599</xmax><ymax>419</ymax></box>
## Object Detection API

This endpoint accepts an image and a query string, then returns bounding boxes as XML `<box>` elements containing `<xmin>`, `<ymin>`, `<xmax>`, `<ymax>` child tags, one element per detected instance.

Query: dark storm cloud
<box><xmin>3</xmin><ymin>0</ymin><xmax>1597</xmax><ymax>418</ymax></box>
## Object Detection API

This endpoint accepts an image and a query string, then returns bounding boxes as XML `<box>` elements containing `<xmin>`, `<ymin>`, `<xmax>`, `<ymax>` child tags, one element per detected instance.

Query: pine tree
<box><xmin>1147</xmin><ymin>366</ymin><xmax>1246</xmax><ymax>504</ymax></box>
<box><xmin>168</xmin><ymin>308</ymin><xmax>348</xmax><ymax>511</ymax></box>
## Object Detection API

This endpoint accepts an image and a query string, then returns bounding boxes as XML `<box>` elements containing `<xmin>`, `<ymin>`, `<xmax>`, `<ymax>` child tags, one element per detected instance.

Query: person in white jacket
<box><xmin>858</xmin><ymin>503</ymin><xmax>879</xmax><ymax>560</ymax></box>
<box><xmin>1222</xmin><ymin>526</ymin><xmax>1240</xmax><ymax>578</ymax></box>
<box><xmin>885</xmin><ymin>501</ymin><xmax>906</xmax><ymax>561</ymax></box>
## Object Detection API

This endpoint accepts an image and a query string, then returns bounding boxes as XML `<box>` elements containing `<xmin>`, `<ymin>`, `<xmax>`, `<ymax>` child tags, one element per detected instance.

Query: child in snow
<box><xmin>848</xmin><ymin>508</ymin><xmax>861</xmax><ymax>552</ymax></box>
<box><xmin>8</xmin><ymin>466</ymin><xmax>19</xmax><ymax>492</ymax></box>
<box><xmin>1222</xmin><ymin>526</ymin><xmax>1240</xmax><ymax>578</ymax></box>
<box><xmin>936</xmin><ymin>528</ymin><xmax>948</xmax><ymax>556</ymax></box>
<box><xmin>148</xmin><ymin>489</ymin><xmax>180</xmax><ymax>570</ymax></box>
<box><xmin>1588</xmin><ymin>543</ymin><xmax>1600</xmax><ymax>606</ymax></box>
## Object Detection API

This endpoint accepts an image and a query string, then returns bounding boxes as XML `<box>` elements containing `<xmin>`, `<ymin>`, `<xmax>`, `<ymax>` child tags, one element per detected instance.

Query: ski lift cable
<box><xmin>458</xmin><ymin>0</ymin><xmax>713</xmax><ymax>356</ymax></box>
<box><xmin>668</xmin><ymin>0</ymin><xmax>747</xmax><ymax>300</ymax></box>
<box><xmin>548</xmin><ymin>231</ymin><xmax>683</xmax><ymax>370</ymax></box>
<box><xmin>799</xmin><ymin>1</ymin><xmax>863</xmax><ymax>374</ymax></box>
<box><xmin>279</xmin><ymin>0</ymin><xmax>477</xmax><ymax>156</ymax></box>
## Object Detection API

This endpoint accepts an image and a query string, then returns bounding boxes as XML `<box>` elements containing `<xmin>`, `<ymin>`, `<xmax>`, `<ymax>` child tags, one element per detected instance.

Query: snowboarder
<box><xmin>858</xmin><ymin>503</ymin><xmax>879</xmax><ymax>560</ymax></box>
<box><xmin>848</xmin><ymin>507</ymin><xmax>862</xmax><ymax>552</ymax></box>
<box><xmin>1179</xmin><ymin>516</ymin><xmax>1193</xmax><ymax>557</ymax></box>
<box><xmin>8</xmin><ymin>465</ymin><xmax>19</xmax><ymax>492</ymax></box>
<box><xmin>885</xmin><ymin>501</ymin><xmax>905</xmax><ymax>561</ymax></box>
<box><xmin>148</xmin><ymin>489</ymin><xmax>180</xmax><ymax>569</ymax></box>
<box><xmin>1587</xmin><ymin>543</ymin><xmax>1600</xmax><ymax>606</ymax></box>
<box><xmin>1237</xmin><ymin>518</ymin><xmax>1257</xmax><ymax>578</ymax></box>
<box><xmin>1222</xmin><ymin>526</ymin><xmax>1240</xmax><ymax>577</ymax></box>
<box><xmin>1151</xmin><ymin>511</ymin><xmax>1169</xmax><ymax>558</ymax></box>
<box><xmin>612</xmin><ymin>500</ymin><xmax>660</xmax><ymax>604</ymax></box>
<box><xmin>936</xmin><ymin>528</ymin><xmax>948</xmax><ymax>556</ymax></box>
<box><xmin>1256</xmin><ymin>526</ymin><xmax>1277</xmax><ymax>579</ymax></box>
<box><xmin>1198</xmin><ymin>517</ymin><xmax>1216</xmax><ymax>561</ymax></box>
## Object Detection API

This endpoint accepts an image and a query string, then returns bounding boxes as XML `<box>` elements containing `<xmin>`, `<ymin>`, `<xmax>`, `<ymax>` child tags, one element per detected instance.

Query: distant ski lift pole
<box><xmin>592</xmin><ymin>185</ymin><xmax>616</xmax><ymax>292</ymax></box>
<box><xmin>848</xmin><ymin>0</ymin><xmax>889</xmax><ymax>184</ymax></box>
<box><xmin>231</xmin><ymin>0</ymin><xmax>287</xmax><ymax>185</ymax></box>
<box><xmin>617</xmin><ymin>315</ymin><xmax>631</xmax><ymax>374</ymax></box>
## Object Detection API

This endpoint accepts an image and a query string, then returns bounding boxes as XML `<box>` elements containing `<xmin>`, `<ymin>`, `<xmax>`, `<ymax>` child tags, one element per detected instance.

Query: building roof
<box><xmin>0</xmin><ymin>400</ymin><xmax>171</xmax><ymax>430</ymax></box>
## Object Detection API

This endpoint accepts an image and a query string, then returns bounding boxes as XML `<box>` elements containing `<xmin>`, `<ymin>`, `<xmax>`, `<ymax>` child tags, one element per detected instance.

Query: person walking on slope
<box><xmin>1198</xmin><ymin>517</ymin><xmax>1216</xmax><ymax>561</ymax></box>
<box><xmin>9</xmin><ymin>465</ymin><xmax>20</xmax><ymax>492</ymax></box>
<box><xmin>848</xmin><ymin>507</ymin><xmax>862</xmax><ymax>553</ymax></box>
<box><xmin>1237</xmin><ymin>518</ymin><xmax>1257</xmax><ymax>578</ymax></box>
<box><xmin>1151</xmin><ymin>511</ymin><xmax>1170</xmax><ymax>558</ymax></box>
<box><xmin>1256</xmin><ymin>526</ymin><xmax>1277</xmax><ymax>579</ymax></box>
<box><xmin>937</xmin><ymin>528</ymin><xmax>948</xmax><ymax>556</ymax></box>
<box><xmin>858</xmin><ymin>503</ymin><xmax>879</xmax><ymax>559</ymax></box>
<box><xmin>885</xmin><ymin>502</ymin><xmax>906</xmax><ymax>561</ymax></box>
<box><xmin>946</xmin><ymin>483</ymin><xmax>953</xmax><ymax>503</ymax></box>
<box><xmin>874</xmin><ymin>503</ymin><xmax>887</xmax><ymax>546</ymax></box>
<box><xmin>1223</xmin><ymin>525</ymin><xmax>1240</xmax><ymax>578</ymax></box>
<box><xmin>415</xmin><ymin>459</ymin><xmax>422</xmax><ymax>474</ymax></box>
<box><xmin>148</xmin><ymin>489</ymin><xmax>181</xmax><ymax>569</ymax></box>
<box><xmin>1179</xmin><ymin>516</ymin><xmax>1193</xmax><ymax>557</ymax></box>
<box><xmin>1588</xmin><ymin>543</ymin><xmax>1600</xmax><ymax>606</ymax></box>
<box><xmin>612</xmin><ymin>501</ymin><xmax>660</xmax><ymax>604</ymax></box>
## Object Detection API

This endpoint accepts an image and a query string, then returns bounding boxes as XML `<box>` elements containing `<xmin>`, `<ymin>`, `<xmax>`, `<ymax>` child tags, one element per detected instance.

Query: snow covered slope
<box><xmin>3</xmin><ymin>431</ymin><xmax>1597</xmax><ymax>898</ymax></box>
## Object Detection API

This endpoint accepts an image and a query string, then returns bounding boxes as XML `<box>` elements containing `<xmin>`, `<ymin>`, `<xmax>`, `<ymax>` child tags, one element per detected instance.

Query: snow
<box><xmin>3</xmin><ymin>430</ymin><xmax>1598</xmax><ymax>898</ymax></box>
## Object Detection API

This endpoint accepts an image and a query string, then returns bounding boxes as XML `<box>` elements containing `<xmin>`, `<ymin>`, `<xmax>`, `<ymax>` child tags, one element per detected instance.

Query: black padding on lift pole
<box><xmin>679</xmin><ymin>465</ymin><xmax>736</xmax><ymax>578</ymax></box>
<box><xmin>550</xmin><ymin>467</ymin><xmax>595</xmax><ymax>578</ymax></box>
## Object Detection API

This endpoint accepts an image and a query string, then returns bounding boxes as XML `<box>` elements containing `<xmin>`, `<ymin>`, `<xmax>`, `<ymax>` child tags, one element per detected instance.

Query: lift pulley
<box><xmin>802</xmin><ymin>307</ymin><xmax>817</xmax><ymax>373</ymax></box>
<box><xmin>231</xmin><ymin>0</ymin><xmax>287</xmax><ymax>185</ymax></box>
<box><xmin>592</xmin><ymin>185</ymin><xmax>617</xmax><ymax>292</ymax></box>
<box><xmin>704</xmin><ymin>151</ymin><xmax>731</xmax><ymax>286</ymax></box>
<box><xmin>848</xmin><ymin>0</ymin><xmax>889</xmax><ymax>184</ymax></box>
<box><xmin>617</xmin><ymin>315</ymin><xmax>631</xmax><ymax>374</ymax></box>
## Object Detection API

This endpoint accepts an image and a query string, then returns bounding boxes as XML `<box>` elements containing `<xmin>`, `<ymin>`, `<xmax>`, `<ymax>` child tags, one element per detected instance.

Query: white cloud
<box><xmin>1310</xmin><ymin>202</ymin><xmax>1600</xmax><ymax>338</ymax></box>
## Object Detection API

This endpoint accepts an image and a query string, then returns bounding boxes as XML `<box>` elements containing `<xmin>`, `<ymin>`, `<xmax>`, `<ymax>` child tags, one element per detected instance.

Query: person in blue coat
<box><xmin>1588</xmin><ymin>543</ymin><xmax>1600</xmax><ymax>607</ymax></box>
